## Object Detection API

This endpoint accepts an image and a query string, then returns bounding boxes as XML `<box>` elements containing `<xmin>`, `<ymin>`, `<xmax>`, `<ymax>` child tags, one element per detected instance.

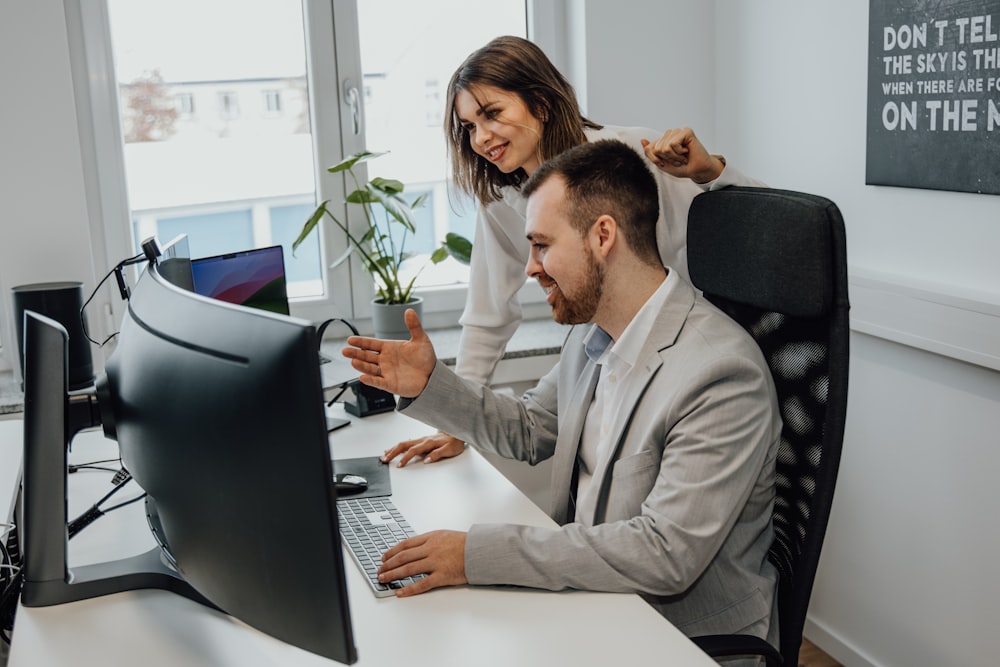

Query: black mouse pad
<box><xmin>331</xmin><ymin>455</ymin><xmax>392</xmax><ymax>499</ymax></box>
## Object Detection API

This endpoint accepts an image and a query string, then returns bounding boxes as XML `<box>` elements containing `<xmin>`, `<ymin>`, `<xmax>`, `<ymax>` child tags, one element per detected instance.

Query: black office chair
<box><xmin>685</xmin><ymin>187</ymin><xmax>850</xmax><ymax>666</ymax></box>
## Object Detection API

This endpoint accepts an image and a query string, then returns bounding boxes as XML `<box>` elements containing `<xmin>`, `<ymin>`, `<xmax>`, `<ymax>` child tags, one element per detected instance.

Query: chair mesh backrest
<box><xmin>688</xmin><ymin>187</ymin><xmax>849</xmax><ymax>662</ymax></box>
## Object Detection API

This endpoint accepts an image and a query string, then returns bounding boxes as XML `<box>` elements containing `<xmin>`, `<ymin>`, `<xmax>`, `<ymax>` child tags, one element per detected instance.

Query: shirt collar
<box><xmin>582</xmin><ymin>325</ymin><xmax>613</xmax><ymax>364</ymax></box>
<box><xmin>580</xmin><ymin>271</ymin><xmax>672</xmax><ymax>367</ymax></box>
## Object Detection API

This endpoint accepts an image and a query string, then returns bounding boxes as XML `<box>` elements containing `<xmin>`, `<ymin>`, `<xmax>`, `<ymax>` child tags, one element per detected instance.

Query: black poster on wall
<box><xmin>866</xmin><ymin>0</ymin><xmax>1000</xmax><ymax>195</ymax></box>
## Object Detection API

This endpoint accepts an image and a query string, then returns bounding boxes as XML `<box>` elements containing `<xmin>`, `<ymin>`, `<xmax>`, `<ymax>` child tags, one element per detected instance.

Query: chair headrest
<box><xmin>688</xmin><ymin>187</ymin><xmax>843</xmax><ymax>318</ymax></box>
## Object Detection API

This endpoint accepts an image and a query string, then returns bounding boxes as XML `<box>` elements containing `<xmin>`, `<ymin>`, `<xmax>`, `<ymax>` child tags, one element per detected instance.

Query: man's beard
<box><xmin>550</xmin><ymin>249</ymin><xmax>604</xmax><ymax>325</ymax></box>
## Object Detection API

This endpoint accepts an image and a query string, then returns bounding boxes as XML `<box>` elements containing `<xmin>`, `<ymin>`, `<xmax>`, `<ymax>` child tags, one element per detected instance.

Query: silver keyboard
<box><xmin>337</xmin><ymin>495</ymin><xmax>426</xmax><ymax>597</ymax></box>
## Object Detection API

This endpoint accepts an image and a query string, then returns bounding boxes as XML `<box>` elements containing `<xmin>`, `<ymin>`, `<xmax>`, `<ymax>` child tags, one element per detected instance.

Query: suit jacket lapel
<box><xmin>588</xmin><ymin>362</ymin><xmax>660</xmax><ymax>523</ymax></box>
<box><xmin>548</xmin><ymin>273</ymin><xmax>698</xmax><ymax>525</ymax></box>
<box><xmin>587</xmin><ymin>274</ymin><xmax>697</xmax><ymax>524</ymax></box>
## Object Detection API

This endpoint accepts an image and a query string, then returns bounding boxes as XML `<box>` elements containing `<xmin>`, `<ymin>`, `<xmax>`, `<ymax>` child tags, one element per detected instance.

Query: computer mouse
<box><xmin>334</xmin><ymin>473</ymin><xmax>368</xmax><ymax>493</ymax></box>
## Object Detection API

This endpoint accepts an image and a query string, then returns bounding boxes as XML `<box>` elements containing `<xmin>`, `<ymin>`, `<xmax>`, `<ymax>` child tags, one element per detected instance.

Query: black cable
<box><xmin>101</xmin><ymin>492</ymin><xmax>147</xmax><ymax>514</ymax></box>
<box><xmin>326</xmin><ymin>382</ymin><xmax>351</xmax><ymax>407</ymax></box>
<box><xmin>0</xmin><ymin>567</ymin><xmax>22</xmax><ymax>645</ymax></box>
<box><xmin>0</xmin><ymin>525</ymin><xmax>21</xmax><ymax>646</ymax></box>
<box><xmin>317</xmin><ymin>318</ymin><xmax>360</xmax><ymax>407</ymax></box>
<box><xmin>81</xmin><ymin>252</ymin><xmax>145</xmax><ymax>347</ymax></box>
<box><xmin>317</xmin><ymin>317</ymin><xmax>359</xmax><ymax>339</ymax></box>
<box><xmin>67</xmin><ymin>471</ymin><xmax>137</xmax><ymax>539</ymax></box>
<box><xmin>68</xmin><ymin>455</ymin><xmax>125</xmax><ymax>475</ymax></box>
<box><xmin>68</xmin><ymin>464</ymin><xmax>122</xmax><ymax>475</ymax></box>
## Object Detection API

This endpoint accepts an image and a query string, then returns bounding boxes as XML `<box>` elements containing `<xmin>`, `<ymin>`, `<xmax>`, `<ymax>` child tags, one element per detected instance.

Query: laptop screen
<box><xmin>191</xmin><ymin>246</ymin><xmax>290</xmax><ymax>315</ymax></box>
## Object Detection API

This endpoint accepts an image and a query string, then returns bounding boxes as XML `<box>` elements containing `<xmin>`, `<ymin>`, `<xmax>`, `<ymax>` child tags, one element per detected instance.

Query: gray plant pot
<box><xmin>371</xmin><ymin>296</ymin><xmax>422</xmax><ymax>340</ymax></box>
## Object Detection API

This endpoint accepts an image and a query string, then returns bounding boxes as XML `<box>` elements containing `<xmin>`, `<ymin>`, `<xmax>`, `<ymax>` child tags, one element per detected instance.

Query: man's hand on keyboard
<box><xmin>377</xmin><ymin>530</ymin><xmax>468</xmax><ymax>597</ymax></box>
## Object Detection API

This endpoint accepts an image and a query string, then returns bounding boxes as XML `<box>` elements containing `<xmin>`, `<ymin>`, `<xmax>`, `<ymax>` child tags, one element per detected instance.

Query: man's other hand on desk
<box><xmin>381</xmin><ymin>431</ymin><xmax>467</xmax><ymax>467</ymax></box>
<box><xmin>378</xmin><ymin>530</ymin><xmax>468</xmax><ymax>597</ymax></box>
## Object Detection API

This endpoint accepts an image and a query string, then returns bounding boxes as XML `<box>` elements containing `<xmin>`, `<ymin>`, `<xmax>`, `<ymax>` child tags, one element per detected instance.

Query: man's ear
<box><xmin>591</xmin><ymin>214</ymin><xmax>617</xmax><ymax>258</ymax></box>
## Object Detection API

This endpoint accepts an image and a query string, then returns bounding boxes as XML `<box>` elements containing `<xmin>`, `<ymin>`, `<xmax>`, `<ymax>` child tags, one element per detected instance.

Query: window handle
<box><xmin>343</xmin><ymin>79</ymin><xmax>361</xmax><ymax>135</ymax></box>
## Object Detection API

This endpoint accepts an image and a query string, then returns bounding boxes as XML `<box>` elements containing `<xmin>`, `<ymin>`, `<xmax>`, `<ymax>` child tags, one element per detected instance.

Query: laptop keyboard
<box><xmin>337</xmin><ymin>496</ymin><xmax>426</xmax><ymax>597</ymax></box>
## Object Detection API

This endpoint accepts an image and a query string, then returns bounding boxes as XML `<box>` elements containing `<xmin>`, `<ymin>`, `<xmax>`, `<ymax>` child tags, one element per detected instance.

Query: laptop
<box><xmin>190</xmin><ymin>246</ymin><xmax>358</xmax><ymax>392</ymax></box>
<box><xmin>190</xmin><ymin>245</ymin><xmax>291</xmax><ymax>316</ymax></box>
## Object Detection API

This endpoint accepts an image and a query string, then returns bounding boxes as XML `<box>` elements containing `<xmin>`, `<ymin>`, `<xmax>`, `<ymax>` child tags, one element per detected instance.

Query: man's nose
<box><xmin>525</xmin><ymin>251</ymin><xmax>540</xmax><ymax>279</ymax></box>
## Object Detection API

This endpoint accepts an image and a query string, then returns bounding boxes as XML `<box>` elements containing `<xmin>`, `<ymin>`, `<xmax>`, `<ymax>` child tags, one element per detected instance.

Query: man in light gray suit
<box><xmin>343</xmin><ymin>139</ymin><xmax>781</xmax><ymax>644</ymax></box>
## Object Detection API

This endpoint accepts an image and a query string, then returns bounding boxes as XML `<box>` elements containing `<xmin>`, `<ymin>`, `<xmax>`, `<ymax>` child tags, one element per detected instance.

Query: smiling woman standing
<box><xmin>381</xmin><ymin>35</ymin><xmax>766</xmax><ymax>466</ymax></box>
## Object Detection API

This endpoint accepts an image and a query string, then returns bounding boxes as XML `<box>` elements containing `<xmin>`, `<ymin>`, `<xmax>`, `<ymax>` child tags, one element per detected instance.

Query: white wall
<box><xmin>810</xmin><ymin>334</ymin><xmax>999</xmax><ymax>666</ymax></box>
<box><xmin>714</xmin><ymin>1</ymin><xmax>1000</xmax><ymax>297</ymax></box>
<box><xmin>0</xmin><ymin>1</ymin><xmax>100</xmax><ymax>370</ymax></box>
<box><xmin>580</xmin><ymin>1</ymin><xmax>719</xmax><ymax>145</ymax></box>
<box><xmin>580</xmin><ymin>2</ymin><xmax>999</xmax><ymax>666</ymax></box>
<box><xmin>0</xmin><ymin>1</ymin><xmax>96</xmax><ymax>286</ymax></box>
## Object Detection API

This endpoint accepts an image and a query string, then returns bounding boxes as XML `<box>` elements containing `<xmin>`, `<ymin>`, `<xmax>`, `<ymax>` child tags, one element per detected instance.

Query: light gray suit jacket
<box><xmin>400</xmin><ymin>271</ymin><xmax>781</xmax><ymax>640</ymax></box>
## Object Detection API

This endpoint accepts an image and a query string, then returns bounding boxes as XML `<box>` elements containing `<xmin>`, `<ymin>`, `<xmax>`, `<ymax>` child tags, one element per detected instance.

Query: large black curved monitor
<box><xmin>19</xmin><ymin>258</ymin><xmax>357</xmax><ymax>663</ymax></box>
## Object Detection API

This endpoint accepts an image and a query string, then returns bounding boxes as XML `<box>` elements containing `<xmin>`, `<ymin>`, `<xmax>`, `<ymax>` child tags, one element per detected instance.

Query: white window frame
<box><xmin>0</xmin><ymin>273</ymin><xmax>17</xmax><ymax>376</ymax></box>
<box><xmin>70</xmin><ymin>0</ymin><xmax>567</xmax><ymax>339</ymax></box>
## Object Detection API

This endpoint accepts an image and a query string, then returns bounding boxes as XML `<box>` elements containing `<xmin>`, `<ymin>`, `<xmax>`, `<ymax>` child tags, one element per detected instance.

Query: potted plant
<box><xmin>292</xmin><ymin>150</ymin><xmax>472</xmax><ymax>338</ymax></box>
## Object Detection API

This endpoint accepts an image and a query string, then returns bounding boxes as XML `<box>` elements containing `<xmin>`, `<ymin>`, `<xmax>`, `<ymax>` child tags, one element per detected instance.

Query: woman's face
<box><xmin>454</xmin><ymin>84</ymin><xmax>545</xmax><ymax>176</ymax></box>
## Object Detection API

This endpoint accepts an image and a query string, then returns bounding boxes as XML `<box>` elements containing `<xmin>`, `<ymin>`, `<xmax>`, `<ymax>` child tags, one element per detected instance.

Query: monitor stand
<box><xmin>17</xmin><ymin>312</ymin><xmax>215</xmax><ymax>609</ymax></box>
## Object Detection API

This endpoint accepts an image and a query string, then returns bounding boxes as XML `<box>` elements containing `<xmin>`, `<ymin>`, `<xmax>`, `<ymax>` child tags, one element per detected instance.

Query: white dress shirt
<box><xmin>575</xmin><ymin>271</ymin><xmax>671</xmax><ymax>524</ymax></box>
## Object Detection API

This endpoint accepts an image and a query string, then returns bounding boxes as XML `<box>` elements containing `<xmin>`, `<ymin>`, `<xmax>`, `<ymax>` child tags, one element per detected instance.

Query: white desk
<box><xmin>2</xmin><ymin>409</ymin><xmax>715</xmax><ymax>666</ymax></box>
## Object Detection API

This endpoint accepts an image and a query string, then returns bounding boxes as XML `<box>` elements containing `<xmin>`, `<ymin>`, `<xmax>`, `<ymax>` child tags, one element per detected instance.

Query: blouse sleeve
<box><xmin>454</xmin><ymin>195</ymin><xmax>531</xmax><ymax>385</ymax></box>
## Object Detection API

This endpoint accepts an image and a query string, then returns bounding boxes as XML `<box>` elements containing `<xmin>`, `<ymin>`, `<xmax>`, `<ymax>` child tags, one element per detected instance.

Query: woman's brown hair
<box><xmin>445</xmin><ymin>36</ymin><xmax>602</xmax><ymax>206</ymax></box>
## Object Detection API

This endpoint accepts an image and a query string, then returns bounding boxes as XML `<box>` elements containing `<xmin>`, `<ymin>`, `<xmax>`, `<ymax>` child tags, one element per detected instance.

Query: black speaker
<box><xmin>12</xmin><ymin>281</ymin><xmax>95</xmax><ymax>390</ymax></box>
<box><xmin>343</xmin><ymin>379</ymin><xmax>396</xmax><ymax>418</ymax></box>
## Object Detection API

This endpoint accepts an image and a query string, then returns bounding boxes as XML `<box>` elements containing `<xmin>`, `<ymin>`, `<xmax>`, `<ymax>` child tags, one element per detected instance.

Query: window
<box><xmin>263</xmin><ymin>89</ymin><xmax>282</xmax><ymax>114</ymax></box>
<box><xmin>0</xmin><ymin>274</ymin><xmax>14</xmax><ymax>375</ymax></box>
<box><xmin>176</xmin><ymin>92</ymin><xmax>194</xmax><ymax>115</ymax></box>
<box><xmin>218</xmin><ymin>91</ymin><xmax>240</xmax><ymax>119</ymax></box>
<box><xmin>78</xmin><ymin>0</ymin><xmax>545</xmax><ymax>333</ymax></box>
<box><xmin>424</xmin><ymin>78</ymin><xmax>442</xmax><ymax>127</ymax></box>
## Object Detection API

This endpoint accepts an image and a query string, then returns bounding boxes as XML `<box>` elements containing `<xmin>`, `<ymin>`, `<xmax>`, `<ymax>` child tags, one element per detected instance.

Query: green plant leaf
<box><xmin>399</xmin><ymin>274</ymin><xmax>420</xmax><ymax>304</ymax></box>
<box><xmin>443</xmin><ymin>232</ymin><xmax>473</xmax><ymax>265</ymax></box>
<box><xmin>327</xmin><ymin>150</ymin><xmax>386</xmax><ymax>174</ymax></box>
<box><xmin>292</xmin><ymin>202</ymin><xmax>329</xmax><ymax>254</ymax></box>
<box><xmin>327</xmin><ymin>247</ymin><xmax>352</xmax><ymax>269</ymax></box>
<box><xmin>370</xmin><ymin>176</ymin><xmax>404</xmax><ymax>195</ymax></box>
<box><xmin>373</xmin><ymin>255</ymin><xmax>395</xmax><ymax>271</ymax></box>
<box><xmin>369</xmin><ymin>186</ymin><xmax>416</xmax><ymax>233</ymax></box>
<box><xmin>345</xmin><ymin>188</ymin><xmax>379</xmax><ymax>205</ymax></box>
<box><xmin>429</xmin><ymin>246</ymin><xmax>449</xmax><ymax>264</ymax></box>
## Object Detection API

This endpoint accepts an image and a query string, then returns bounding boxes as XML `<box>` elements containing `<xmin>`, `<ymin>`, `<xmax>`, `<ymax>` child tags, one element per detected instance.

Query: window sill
<box><xmin>0</xmin><ymin>371</ymin><xmax>21</xmax><ymax>417</ymax></box>
<box><xmin>0</xmin><ymin>318</ymin><xmax>567</xmax><ymax>416</ymax></box>
<box><xmin>320</xmin><ymin>317</ymin><xmax>567</xmax><ymax>386</ymax></box>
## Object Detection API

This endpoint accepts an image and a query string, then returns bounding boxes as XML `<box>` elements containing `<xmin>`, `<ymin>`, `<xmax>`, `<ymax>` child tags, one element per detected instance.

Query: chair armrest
<box><xmin>690</xmin><ymin>633</ymin><xmax>783</xmax><ymax>666</ymax></box>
